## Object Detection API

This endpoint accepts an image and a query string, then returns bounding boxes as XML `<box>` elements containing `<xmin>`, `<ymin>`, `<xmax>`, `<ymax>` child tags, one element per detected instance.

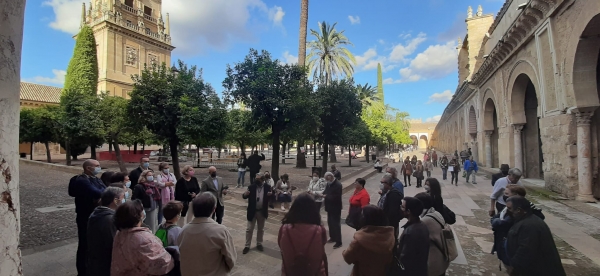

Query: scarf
<box><xmin>142</xmin><ymin>181</ymin><xmax>161</xmax><ymax>201</ymax></box>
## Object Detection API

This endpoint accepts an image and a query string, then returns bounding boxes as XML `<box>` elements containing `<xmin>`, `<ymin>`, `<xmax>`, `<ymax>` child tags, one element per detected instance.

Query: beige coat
<box><xmin>421</xmin><ymin>208</ymin><xmax>450</xmax><ymax>276</ymax></box>
<box><xmin>177</xmin><ymin>217</ymin><xmax>237</xmax><ymax>276</ymax></box>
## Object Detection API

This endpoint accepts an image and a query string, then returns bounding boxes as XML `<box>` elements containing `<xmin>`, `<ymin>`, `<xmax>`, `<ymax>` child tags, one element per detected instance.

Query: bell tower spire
<box><xmin>165</xmin><ymin>13</ymin><xmax>170</xmax><ymax>35</ymax></box>
<box><xmin>80</xmin><ymin>3</ymin><xmax>87</xmax><ymax>28</ymax></box>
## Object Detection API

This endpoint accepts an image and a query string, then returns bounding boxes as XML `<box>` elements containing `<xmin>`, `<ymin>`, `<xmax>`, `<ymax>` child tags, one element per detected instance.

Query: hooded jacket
<box><xmin>87</xmin><ymin>206</ymin><xmax>117</xmax><ymax>276</ymax></box>
<box><xmin>343</xmin><ymin>226</ymin><xmax>395</xmax><ymax>276</ymax></box>
<box><xmin>420</xmin><ymin>208</ymin><xmax>450</xmax><ymax>276</ymax></box>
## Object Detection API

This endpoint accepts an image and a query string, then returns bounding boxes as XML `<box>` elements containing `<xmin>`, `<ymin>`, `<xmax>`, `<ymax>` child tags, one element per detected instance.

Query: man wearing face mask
<box><xmin>489</xmin><ymin>168</ymin><xmax>523</xmax><ymax>217</ymax></box>
<box><xmin>378</xmin><ymin>175</ymin><xmax>404</xmax><ymax>239</ymax></box>
<box><xmin>68</xmin><ymin>159</ymin><xmax>107</xmax><ymax>276</ymax></box>
<box><xmin>200</xmin><ymin>166</ymin><xmax>228</xmax><ymax>224</ymax></box>
<box><xmin>242</xmin><ymin>173</ymin><xmax>273</xmax><ymax>254</ymax></box>
<box><xmin>323</xmin><ymin>172</ymin><xmax>343</xmax><ymax>249</ymax></box>
<box><xmin>86</xmin><ymin>187</ymin><xmax>124</xmax><ymax>276</ymax></box>
<box><xmin>129</xmin><ymin>157</ymin><xmax>153</xmax><ymax>191</ymax></box>
<box><xmin>505</xmin><ymin>196</ymin><xmax>565</xmax><ymax>276</ymax></box>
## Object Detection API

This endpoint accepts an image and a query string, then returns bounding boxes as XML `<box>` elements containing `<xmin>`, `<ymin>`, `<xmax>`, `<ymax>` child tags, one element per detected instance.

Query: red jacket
<box><xmin>349</xmin><ymin>188</ymin><xmax>370</xmax><ymax>209</ymax></box>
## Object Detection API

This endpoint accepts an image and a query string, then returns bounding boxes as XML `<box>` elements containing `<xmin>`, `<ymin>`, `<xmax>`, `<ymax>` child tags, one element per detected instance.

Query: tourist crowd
<box><xmin>69</xmin><ymin>148</ymin><xmax>566</xmax><ymax>276</ymax></box>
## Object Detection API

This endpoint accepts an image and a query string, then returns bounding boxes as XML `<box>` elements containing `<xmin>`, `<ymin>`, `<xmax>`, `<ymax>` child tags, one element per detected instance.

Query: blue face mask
<box><xmin>163</xmin><ymin>169</ymin><xmax>170</xmax><ymax>174</ymax></box>
<box><xmin>121</xmin><ymin>198</ymin><xmax>126</xmax><ymax>204</ymax></box>
<box><xmin>142</xmin><ymin>210</ymin><xmax>146</xmax><ymax>221</ymax></box>
<box><xmin>146</xmin><ymin>176</ymin><xmax>154</xmax><ymax>182</ymax></box>
<box><xmin>125</xmin><ymin>181</ymin><xmax>131</xmax><ymax>188</ymax></box>
<box><xmin>125</xmin><ymin>191</ymin><xmax>129</xmax><ymax>199</ymax></box>
<box><xmin>92</xmin><ymin>167</ymin><xmax>102</xmax><ymax>175</ymax></box>
<box><xmin>143</xmin><ymin>162</ymin><xmax>150</xmax><ymax>168</ymax></box>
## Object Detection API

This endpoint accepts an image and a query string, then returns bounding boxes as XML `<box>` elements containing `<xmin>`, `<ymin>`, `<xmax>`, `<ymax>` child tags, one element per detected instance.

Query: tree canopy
<box><xmin>306</xmin><ymin>21</ymin><xmax>356</xmax><ymax>85</ymax></box>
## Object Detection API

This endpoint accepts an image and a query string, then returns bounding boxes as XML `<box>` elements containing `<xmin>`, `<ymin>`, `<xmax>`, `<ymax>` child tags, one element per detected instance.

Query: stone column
<box><xmin>0</xmin><ymin>0</ymin><xmax>26</xmax><ymax>274</ymax></box>
<box><xmin>513</xmin><ymin>124</ymin><xmax>525</xmax><ymax>171</ymax></box>
<box><xmin>576</xmin><ymin>111</ymin><xmax>597</xmax><ymax>202</ymax></box>
<box><xmin>485</xmin><ymin>131</ymin><xmax>493</xmax><ymax>167</ymax></box>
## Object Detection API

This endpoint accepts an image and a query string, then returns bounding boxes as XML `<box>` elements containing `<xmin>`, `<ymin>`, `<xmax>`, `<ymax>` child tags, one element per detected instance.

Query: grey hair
<box><xmin>387</xmin><ymin>167</ymin><xmax>397</xmax><ymax>174</ymax></box>
<box><xmin>192</xmin><ymin>192</ymin><xmax>217</xmax><ymax>218</ymax></box>
<box><xmin>324</xmin><ymin>172</ymin><xmax>334</xmax><ymax>178</ymax></box>
<box><xmin>100</xmin><ymin>187</ymin><xmax>124</xmax><ymax>206</ymax></box>
<box><xmin>508</xmin><ymin>168</ymin><xmax>522</xmax><ymax>178</ymax></box>
<box><xmin>201</xmin><ymin>192</ymin><xmax>217</xmax><ymax>209</ymax></box>
<box><xmin>381</xmin><ymin>175</ymin><xmax>394</xmax><ymax>185</ymax></box>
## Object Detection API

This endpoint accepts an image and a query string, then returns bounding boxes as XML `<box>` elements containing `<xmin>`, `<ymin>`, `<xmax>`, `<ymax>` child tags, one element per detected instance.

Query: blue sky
<box><xmin>22</xmin><ymin>0</ymin><xmax>505</xmax><ymax>122</ymax></box>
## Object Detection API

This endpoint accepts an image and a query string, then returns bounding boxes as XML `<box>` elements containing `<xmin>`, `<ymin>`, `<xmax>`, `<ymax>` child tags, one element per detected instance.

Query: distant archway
<box><xmin>419</xmin><ymin>135</ymin><xmax>428</xmax><ymax>149</ymax></box>
<box><xmin>410</xmin><ymin>135</ymin><xmax>418</xmax><ymax>147</ymax></box>
<box><xmin>469</xmin><ymin>106</ymin><xmax>477</xmax><ymax>135</ymax></box>
<box><xmin>511</xmin><ymin>74</ymin><xmax>543</xmax><ymax>179</ymax></box>
<box><xmin>483</xmin><ymin>98</ymin><xmax>499</xmax><ymax>167</ymax></box>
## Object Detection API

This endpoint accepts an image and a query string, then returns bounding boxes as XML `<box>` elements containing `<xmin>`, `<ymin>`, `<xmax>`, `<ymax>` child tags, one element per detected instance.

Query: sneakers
<box><xmin>243</xmin><ymin>247</ymin><xmax>250</xmax><ymax>254</ymax></box>
<box><xmin>281</xmin><ymin>205</ymin><xmax>286</xmax><ymax>211</ymax></box>
<box><xmin>257</xmin><ymin>244</ymin><xmax>264</xmax><ymax>251</ymax></box>
<box><xmin>333</xmin><ymin>243</ymin><xmax>343</xmax><ymax>249</ymax></box>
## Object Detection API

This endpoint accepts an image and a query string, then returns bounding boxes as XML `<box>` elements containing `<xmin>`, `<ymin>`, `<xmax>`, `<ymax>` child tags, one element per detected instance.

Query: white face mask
<box><xmin>121</xmin><ymin>198</ymin><xmax>126</xmax><ymax>204</ymax></box>
<box><xmin>424</xmin><ymin>185</ymin><xmax>430</xmax><ymax>192</ymax></box>
<box><xmin>146</xmin><ymin>176</ymin><xmax>154</xmax><ymax>182</ymax></box>
<box><xmin>379</xmin><ymin>183</ymin><xmax>385</xmax><ymax>190</ymax></box>
<box><xmin>313</xmin><ymin>176</ymin><xmax>319</xmax><ymax>181</ymax></box>
<box><xmin>125</xmin><ymin>181</ymin><xmax>131</xmax><ymax>188</ymax></box>
<box><xmin>125</xmin><ymin>191</ymin><xmax>130</xmax><ymax>199</ymax></box>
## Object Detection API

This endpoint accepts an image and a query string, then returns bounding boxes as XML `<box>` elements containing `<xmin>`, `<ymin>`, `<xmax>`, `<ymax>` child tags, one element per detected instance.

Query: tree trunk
<box><xmin>109</xmin><ymin>142</ymin><xmax>112</xmax><ymax>153</ymax></box>
<box><xmin>365</xmin><ymin>143</ymin><xmax>370</xmax><ymax>163</ymax></box>
<box><xmin>329</xmin><ymin>145</ymin><xmax>337</xmax><ymax>162</ymax></box>
<box><xmin>298</xmin><ymin>0</ymin><xmax>309</xmax><ymax>67</ymax></box>
<box><xmin>282</xmin><ymin>143</ymin><xmax>287</xmax><ymax>164</ymax></box>
<box><xmin>90</xmin><ymin>144</ymin><xmax>96</xmax><ymax>160</ymax></box>
<box><xmin>271</xmin><ymin>129</ymin><xmax>281</xmax><ymax>182</ymax></box>
<box><xmin>218</xmin><ymin>148</ymin><xmax>222</xmax><ymax>158</ymax></box>
<box><xmin>66</xmin><ymin>141</ymin><xmax>72</xmax><ymax>166</ymax></box>
<box><xmin>133</xmin><ymin>143</ymin><xmax>138</xmax><ymax>154</ymax></box>
<box><xmin>45</xmin><ymin>141</ymin><xmax>52</xmax><ymax>163</ymax></box>
<box><xmin>29</xmin><ymin>142</ymin><xmax>33</xmax><ymax>160</ymax></box>
<box><xmin>321</xmin><ymin>143</ymin><xmax>329</xmax><ymax>175</ymax></box>
<box><xmin>313</xmin><ymin>142</ymin><xmax>317</xmax><ymax>167</ymax></box>
<box><xmin>142</xmin><ymin>143</ymin><xmax>145</xmax><ymax>153</ymax></box>
<box><xmin>113</xmin><ymin>140</ymin><xmax>127</xmax><ymax>173</ymax></box>
<box><xmin>169</xmin><ymin>139</ymin><xmax>181</xmax><ymax>179</ymax></box>
<box><xmin>0</xmin><ymin>0</ymin><xmax>25</xmax><ymax>273</ymax></box>
<box><xmin>348</xmin><ymin>144</ymin><xmax>352</xmax><ymax>167</ymax></box>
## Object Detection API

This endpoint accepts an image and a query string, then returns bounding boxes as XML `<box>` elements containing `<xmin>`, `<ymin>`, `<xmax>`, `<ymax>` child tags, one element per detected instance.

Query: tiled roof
<box><xmin>20</xmin><ymin>82</ymin><xmax>62</xmax><ymax>104</ymax></box>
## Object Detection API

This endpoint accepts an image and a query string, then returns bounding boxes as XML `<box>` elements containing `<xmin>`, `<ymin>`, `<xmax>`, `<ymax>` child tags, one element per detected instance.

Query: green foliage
<box><xmin>178</xmin><ymin>83</ymin><xmax>228</xmax><ymax>148</ymax></box>
<box><xmin>356</xmin><ymin>83</ymin><xmax>379</xmax><ymax>107</ymax></box>
<box><xmin>226</xmin><ymin>108</ymin><xmax>268</xmax><ymax>153</ymax></box>
<box><xmin>98</xmin><ymin>93</ymin><xmax>129</xmax><ymax>141</ymax></box>
<box><xmin>316</xmin><ymin>79</ymin><xmax>363</xmax><ymax>145</ymax></box>
<box><xmin>19</xmin><ymin>109</ymin><xmax>37</xmax><ymax>144</ymax></box>
<box><xmin>63</xmin><ymin>25</ymin><xmax>98</xmax><ymax>96</ymax></box>
<box><xmin>224</xmin><ymin>49</ymin><xmax>313</xmax><ymax>181</ymax></box>
<box><xmin>306</xmin><ymin>21</ymin><xmax>356</xmax><ymax>85</ymax></box>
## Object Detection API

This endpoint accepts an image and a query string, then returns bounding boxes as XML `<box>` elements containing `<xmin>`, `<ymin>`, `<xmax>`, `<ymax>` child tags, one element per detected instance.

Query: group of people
<box><xmin>399</xmin><ymin>153</ymin><xmax>434</xmax><ymax>188</ymax></box>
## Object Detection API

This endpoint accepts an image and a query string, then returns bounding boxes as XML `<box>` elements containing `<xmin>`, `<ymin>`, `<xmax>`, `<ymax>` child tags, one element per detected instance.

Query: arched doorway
<box><xmin>511</xmin><ymin>74</ymin><xmax>543</xmax><ymax>179</ymax></box>
<box><xmin>469</xmin><ymin>106</ymin><xmax>478</xmax><ymax>160</ymax></box>
<box><xmin>410</xmin><ymin>135</ymin><xmax>418</xmax><ymax>148</ymax></box>
<box><xmin>419</xmin><ymin>135</ymin><xmax>428</xmax><ymax>149</ymax></box>
<box><xmin>484</xmin><ymin>98</ymin><xmax>499</xmax><ymax>167</ymax></box>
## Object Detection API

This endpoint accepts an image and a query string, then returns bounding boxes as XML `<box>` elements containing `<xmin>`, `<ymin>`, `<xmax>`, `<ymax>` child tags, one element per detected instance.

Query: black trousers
<box><xmin>403</xmin><ymin>174</ymin><xmax>411</xmax><ymax>186</ymax></box>
<box><xmin>76</xmin><ymin>216</ymin><xmax>88</xmax><ymax>276</ymax></box>
<box><xmin>327</xmin><ymin>209</ymin><xmax>342</xmax><ymax>244</ymax></box>
<box><xmin>212</xmin><ymin>203</ymin><xmax>225</xmax><ymax>224</ymax></box>
<box><xmin>249</xmin><ymin>171</ymin><xmax>258</xmax><ymax>182</ymax></box>
<box><xmin>451</xmin><ymin>172</ymin><xmax>459</xmax><ymax>184</ymax></box>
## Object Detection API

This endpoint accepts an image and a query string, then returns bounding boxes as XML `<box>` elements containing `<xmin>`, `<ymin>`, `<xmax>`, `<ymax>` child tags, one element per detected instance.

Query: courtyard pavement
<box><xmin>20</xmin><ymin>158</ymin><xmax>600</xmax><ymax>275</ymax></box>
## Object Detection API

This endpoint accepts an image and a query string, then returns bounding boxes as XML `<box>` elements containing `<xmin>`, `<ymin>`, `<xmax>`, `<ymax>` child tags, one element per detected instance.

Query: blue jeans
<box><xmin>238</xmin><ymin>170</ymin><xmax>246</xmax><ymax>186</ymax></box>
<box><xmin>442</xmin><ymin>168</ymin><xmax>448</xmax><ymax>180</ymax></box>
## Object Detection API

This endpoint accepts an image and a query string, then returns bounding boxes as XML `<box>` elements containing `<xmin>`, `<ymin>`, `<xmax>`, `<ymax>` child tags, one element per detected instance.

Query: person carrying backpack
<box><xmin>156</xmin><ymin>201</ymin><xmax>184</xmax><ymax>248</ymax></box>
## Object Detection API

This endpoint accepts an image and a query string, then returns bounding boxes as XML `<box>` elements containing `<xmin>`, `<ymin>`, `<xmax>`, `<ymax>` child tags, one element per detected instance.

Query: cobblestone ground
<box><xmin>21</xmin><ymin>156</ymin><xmax>600</xmax><ymax>275</ymax></box>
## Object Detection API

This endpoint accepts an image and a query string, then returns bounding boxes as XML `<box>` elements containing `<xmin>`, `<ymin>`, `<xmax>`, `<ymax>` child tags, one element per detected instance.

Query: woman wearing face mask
<box><xmin>132</xmin><ymin>170</ymin><xmax>161</xmax><ymax>233</ymax></box>
<box><xmin>156</xmin><ymin>162</ymin><xmax>176</xmax><ymax>225</ymax></box>
<box><xmin>174</xmin><ymin>165</ymin><xmax>200</xmax><ymax>227</ymax></box>
<box><xmin>111</xmin><ymin>200</ymin><xmax>175</xmax><ymax>276</ymax></box>
<box><xmin>307</xmin><ymin>171</ymin><xmax>327</xmax><ymax>210</ymax></box>
<box><xmin>109</xmin><ymin>172</ymin><xmax>133</xmax><ymax>202</ymax></box>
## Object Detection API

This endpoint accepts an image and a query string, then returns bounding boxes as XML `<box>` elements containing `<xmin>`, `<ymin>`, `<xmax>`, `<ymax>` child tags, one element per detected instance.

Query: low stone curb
<box><xmin>20</xmin><ymin>159</ymin><xmax>83</xmax><ymax>175</ymax></box>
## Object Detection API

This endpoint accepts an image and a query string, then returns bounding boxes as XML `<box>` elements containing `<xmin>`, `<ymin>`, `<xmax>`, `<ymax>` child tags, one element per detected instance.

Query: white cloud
<box><xmin>43</xmin><ymin>0</ymin><xmax>82</xmax><ymax>34</ymax></box>
<box><xmin>354</xmin><ymin>48</ymin><xmax>394</xmax><ymax>72</ymax></box>
<box><xmin>348</xmin><ymin>15</ymin><xmax>361</xmax><ymax>25</ymax></box>
<box><xmin>425</xmin><ymin>115</ymin><xmax>442</xmax><ymax>123</ymax></box>
<box><xmin>26</xmin><ymin>69</ymin><xmax>67</xmax><ymax>86</ymax></box>
<box><xmin>396</xmin><ymin>41</ymin><xmax>457</xmax><ymax>83</ymax></box>
<box><xmin>269</xmin><ymin>6</ymin><xmax>285</xmax><ymax>26</ymax></box>
<box><xmin>389</xmin><ymin>32</ymin><xmax>426</xmax><ymax>63</ymax></box>
<box><xmin>281</xmin><ymin>51</ymin><xmax>298</xmax><ymax>64</ymax></box>
<box><xmin>43</xmin><ymin>0</ymin><xmax>285</xmax><ymax>55</ymax></box>
<box><xmin>378</xmin><ymin>39</ymin><xmax>385</xmax><ymax>45</ymax></box>
<box><xmin>427</xmin><ymin>90</ymin><xmax>454</xmax><ymax>104</ymax></box>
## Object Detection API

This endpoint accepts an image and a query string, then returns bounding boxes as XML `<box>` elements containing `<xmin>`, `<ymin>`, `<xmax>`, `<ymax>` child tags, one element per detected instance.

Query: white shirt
<box><xmin>490</xmin><ymin>176</ymin><xmax>522</xmax><ymax>205</ymax></box>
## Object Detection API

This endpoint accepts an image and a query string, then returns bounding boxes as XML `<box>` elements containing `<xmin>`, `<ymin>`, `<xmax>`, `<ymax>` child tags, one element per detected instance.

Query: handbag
<box><xmin>442</xmin><ymin>204</ymin><xmax>456</xmax><ymax>225</ymax></box>
<box><xmin>345</xmin><ymin>205</ymin><xmax>362</xmax><ymax>230</ymax></box>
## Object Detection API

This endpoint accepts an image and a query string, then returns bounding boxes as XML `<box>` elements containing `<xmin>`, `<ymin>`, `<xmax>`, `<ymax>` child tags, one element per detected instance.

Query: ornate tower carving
<box><xmin>79</xmin><ymin>0</ymin><xmax>175</xmax><ymax>98</ymax></box>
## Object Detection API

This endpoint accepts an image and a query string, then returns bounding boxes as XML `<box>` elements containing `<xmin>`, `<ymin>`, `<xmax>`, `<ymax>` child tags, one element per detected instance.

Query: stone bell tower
<box><xmin>80</xmin><ymin>0</ymin><xmax>175</xmax><ymax>98</ymax></box>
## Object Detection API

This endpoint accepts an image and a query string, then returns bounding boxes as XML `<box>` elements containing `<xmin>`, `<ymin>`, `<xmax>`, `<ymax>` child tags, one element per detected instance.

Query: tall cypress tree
<box><xmin>377</xmin><ymin>63</ymin><xmax>384</xmax><ymax>103</ymax></box>
<box><xmin>60</xmin><ymin>25</ymin><xmax>103</xmax><ymax>164</ymax></box>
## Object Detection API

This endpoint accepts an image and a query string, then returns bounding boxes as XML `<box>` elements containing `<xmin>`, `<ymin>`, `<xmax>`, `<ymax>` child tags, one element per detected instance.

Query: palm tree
<box><xmin>298</xmin><ymin>0</ymin><xmax>309</xmax><ymax>67</ymax></box>
<box><xmin>306</xmin><ymin>21</ymin><xmax>356</xmax><ymax>85</ymax></box>
<box><xmin>356</xmin><ymin>83</ymin><xmax>380</xmax><ymax>107</ymax></box>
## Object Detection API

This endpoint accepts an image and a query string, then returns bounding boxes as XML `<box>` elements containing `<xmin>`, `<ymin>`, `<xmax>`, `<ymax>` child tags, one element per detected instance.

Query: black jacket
<box><xmin>324</xmin><ymin>179</ymin><xmax>343</xmax><ymax>213</ymax></box>
<box><xmin>128</xmin><ymin>167</ymin><xmax>153</xmax><ymax>191</ymax></box>
<box><xmin>506</xmin><ymin>213</ymin><xmax>565</xmax><ymax>276</ymax></box>
<box><xmin>246</xmin><ymin>153</ymin><xmax>265</xmax><ymax>173</ymax></box>
<box><xmin>69</xmin><ymin>174</ymin><xmax>106</xmax><ymax>221</ymax></box>
<box><xmin>86</xmin><ymin>206</ymin><xmax>116</xmax><ymax>276</ymax></box>
<box><xmin>381</xmin><ymin>188</ymin><xmax>403</xmax><ymax>226</ymax></box>
<box><xmin>242</xmin><ymin>183</ymin><xmax>272</xmax><ymax>221</ymax></box>
<box><xmin>132</xmin><ymin>183</ymin><xmax>152</xmax><ymax>209</ymax></box>
<box><xmin>398</xmin><ymin>220</ymin><xmax>430</xmax><ymax>276</ymax></box>
<box><xmin>491</xmin><ymin>172</ymin><xmax>507</xmax><ymax>186</ymax></box>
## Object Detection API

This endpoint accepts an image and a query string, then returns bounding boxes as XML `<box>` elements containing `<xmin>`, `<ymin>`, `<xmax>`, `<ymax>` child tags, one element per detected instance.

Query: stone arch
<box><xmin>468</xmin><ymin>105</ymin><xmax>477</xmax><ymax>135</ymax></box>
<box><xmin>419</xmin><ymin>135</ymin><xmax>428</xmax><ymax>149</ymax></box>
<box><xmin>565</xmin><ymin>1</ymin><xmax>600</xmax><ymax>108</ymax></box>
<box><xmin>507</xmin><ymin>60</ymin><xmax>541</xmax><ymax>124</ymax></box>
<box><xmin>410</xmin><ymin>135</ymin><xmax>418</xmax><ymax>147</ymax></box>
<box><xmin>483</xmin><ymin>97</ymin><xmax>497</xmax><ymax>131</ymax></box>
<box><xmin>483</xmin><ymin>97</ymin><xmax>500</xmax><ymax>167</ymax></box>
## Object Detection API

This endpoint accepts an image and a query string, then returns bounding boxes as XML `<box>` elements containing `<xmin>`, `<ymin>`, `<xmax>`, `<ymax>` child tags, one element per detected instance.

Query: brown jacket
<box><xmin>401</xmin><ymin>162</ymin><xmax>413</xmax><ymax>175</ymax></box>
<box><xmin>343</xmin><ymin>226</ymin><xmax>395</xmax><ymax>276</ymax></box>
